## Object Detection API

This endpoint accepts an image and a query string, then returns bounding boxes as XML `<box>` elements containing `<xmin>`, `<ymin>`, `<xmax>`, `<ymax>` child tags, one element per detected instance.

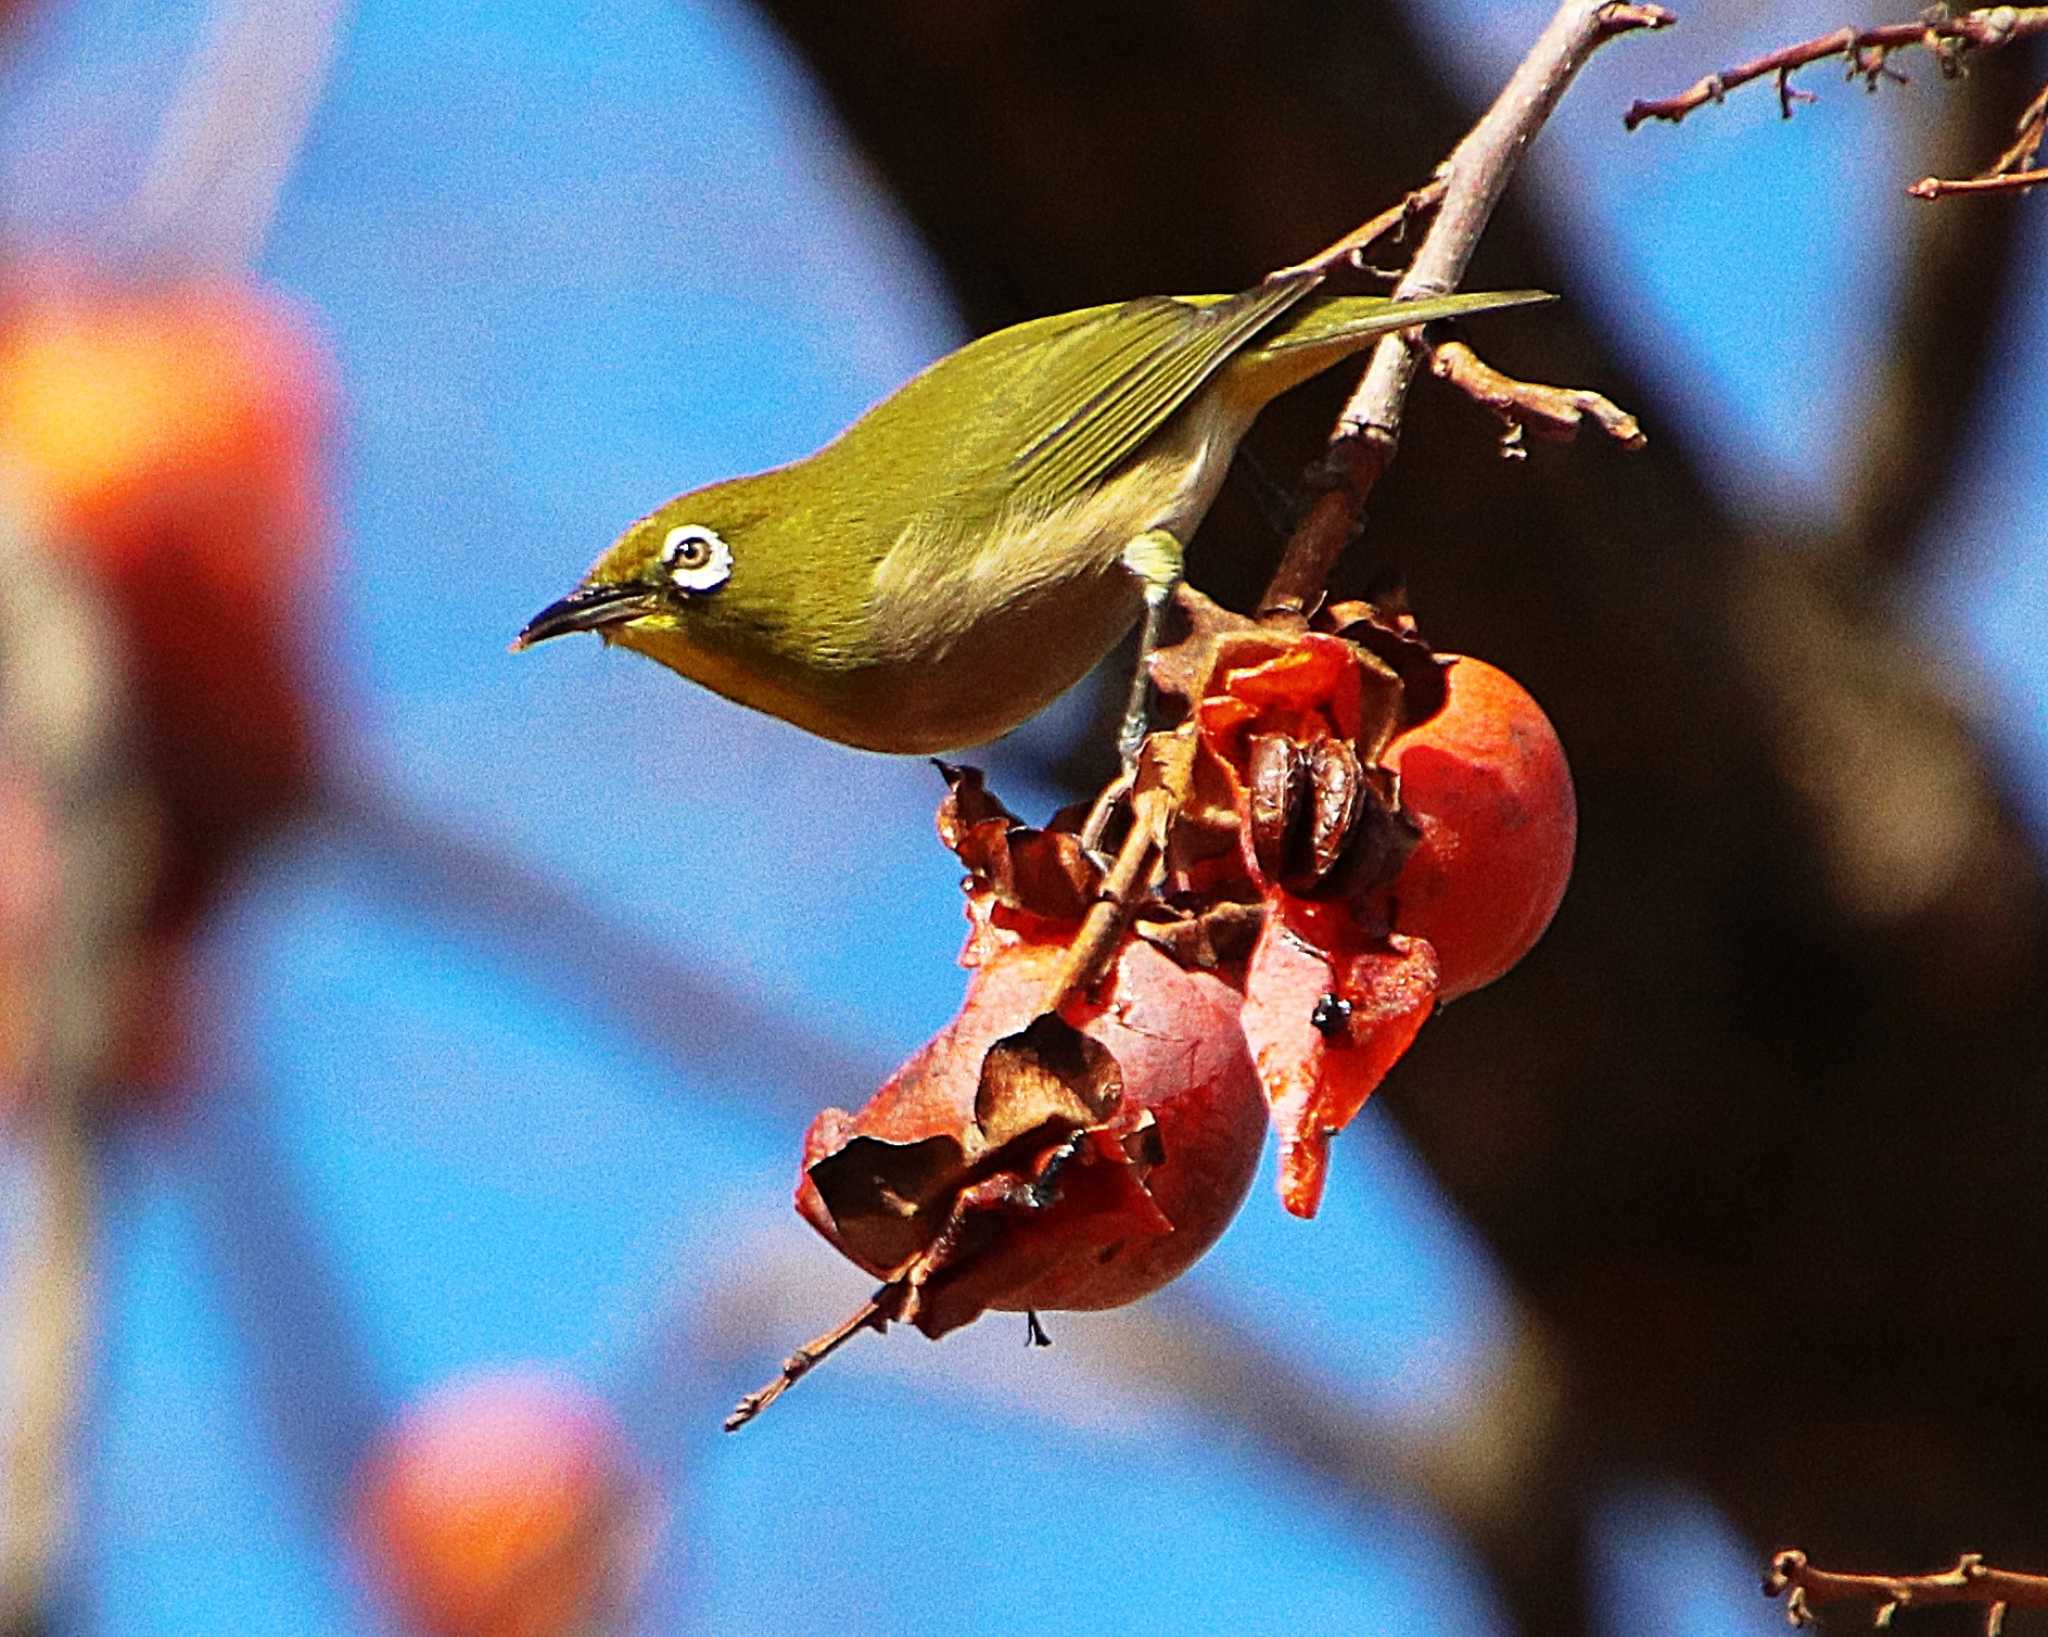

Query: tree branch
<box><xmin>1911</xmin><ymin>52</ymin><xmax>2048</xmax><ymax>192</ymax></box>
<box><xmin>1985</xmin><ymin>74</ymin><xmax>2048</xmax><ymax>170</ymax></box>
<box><xmin>1267</xmin><ymin>178</ymin><xmax>1447</xmax><ymax>282</ymax></box>
<box><xmin>1828</xmin><ymin>36</ymin><xmax>2042</xmax><ymax>576</ymax></box>
<box><xmin>1908</xmin><ymin>162</ymin><xmax>2048</xmax><ymax>194</ymax></box>
<box><xmin>1624</xmin><ymin>7</ymin><xmax>2048</xmax><ymax>132</ymax></box>
<box><xmin>1426</xmin><ymin>335</ymin><xmax>1647</xmax><ymax>457</ymax></box>
<box><xmin>1257</xmin><ymin>0</ymin><xmax>1673</xmax><ymax>620</ymax></box>
<box><xmin>1765</xmin><ymin>1549</ymin><xmax>2048</xmax><ymax>1633</ymax></box>
<box><xmin>0</xmin><ymin>503</ymin><xmax>143</xmax><ymax>1635</ymax></box>
<box><xmin>130</xmin><ymin>0</ymin><xmax>353</xmax><ymax>270</ymax></box>
<box><xmin>313</xmin><ymin>774</ymin><xmax>885</xmax><ymax>1127</ymax></box>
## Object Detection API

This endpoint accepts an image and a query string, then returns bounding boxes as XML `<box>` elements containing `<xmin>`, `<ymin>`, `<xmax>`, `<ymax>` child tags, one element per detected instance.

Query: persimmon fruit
<box><xmin>1383</xmin><ymin>655</ymin><xmax>1576</xmax><ymax>1001</ymax></box>
<box><xmin>797</xmin><ymin>928</ymin><xmax>1267</xmax><ymax>1332</ymax></box>
<box><xmin>352</xmin><ymin>1370</ymin><xmax>649</xmax><ymax>1637</ymax></box>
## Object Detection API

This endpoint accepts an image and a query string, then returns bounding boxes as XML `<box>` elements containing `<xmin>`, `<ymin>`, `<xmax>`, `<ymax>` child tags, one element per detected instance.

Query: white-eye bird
<box><xmin>516</xmin><ymin>272</ymin><xmax>1548</xmax><ymax>753</ymax></box>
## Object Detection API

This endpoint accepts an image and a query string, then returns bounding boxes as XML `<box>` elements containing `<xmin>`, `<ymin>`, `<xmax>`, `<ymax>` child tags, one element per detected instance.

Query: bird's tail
<box><xmin>1257</xmin><ymin>287</ymin><xmax>1554</xmax><ymax>355</ymax></box>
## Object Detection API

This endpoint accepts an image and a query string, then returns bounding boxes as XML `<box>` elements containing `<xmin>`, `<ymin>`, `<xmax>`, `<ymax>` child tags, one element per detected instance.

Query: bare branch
<box><xmin>1986</xmin><ymin>74</ymin><xmax>2048</xmax><ymax>169</ymax></box>
<box><xmin>0</xmin><ymin>506</ymin><xmax>143</xmax><ymax>1631</ymax></box>
<box><xmin>724</xmin><ymin>1288</ymin><xmax>896</xmax><ymax>1431</ymax></box>
<box><xmin>1267</xmin><ymin>179</ymin><xmax>1447</xmax><ymax>283</ymax></box>
<box><xmin>1258</xmin><ymin>0</ymin><xmax>1674</xmax><ymax>621</ymax></box>
<box><xmin>1765</xmin><ymin>1549</ymin><xmax>2048</xmax><ymax>1632</ymax></box>
<box><xmin>1908</xmin><ymin>162</ymin><xmax>2048</xmax><ymax>194</ymax></box>
<box><xmin>1426</xmin><ymin>335</ymin><xmax>1647</xmax><ymax>457</ymax></box>
<box><xmin>1625</xmin><ymin>7</ymin><xmax>2048</xmax><ymax>131</ymax></box>
<box><xmin>314</xmin><ymin>775</ymin><xmax>886</xmax><ymax>1127</ymax></box>
<box><xmin>1906</xmin><ymin>66</ymin><xmax>2048</xmax><ymax>192</ymax></box>
<box><xmin>0</xmin><ymin>1102</ymin><xmax>96</xmax><ymax>1632</ymax></box>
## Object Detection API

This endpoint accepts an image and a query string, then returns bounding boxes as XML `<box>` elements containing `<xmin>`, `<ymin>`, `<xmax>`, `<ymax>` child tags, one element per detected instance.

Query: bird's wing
<box><xmin>1006</xmin><ymin>273</ymin><xmax>1317</xmax><ymax>510</ymax></box>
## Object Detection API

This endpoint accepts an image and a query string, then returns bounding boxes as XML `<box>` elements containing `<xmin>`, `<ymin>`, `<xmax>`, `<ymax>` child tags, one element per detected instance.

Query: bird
<box><xmin>515</xmin><ymin>272</ymin><xmax>1548</xmax><ymax>756</ymax></box>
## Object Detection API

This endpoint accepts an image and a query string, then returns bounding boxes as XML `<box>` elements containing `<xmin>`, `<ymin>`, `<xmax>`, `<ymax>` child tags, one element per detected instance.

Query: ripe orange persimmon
<box><xmin>0</xmin><ymin>266</ymin><xmax>336</xmax><ymax>1087</ymax></box>
<box><xmin>1382</xmin><ymin>655</ymin><xmax>1576</xmax><ymax>1001</ymax></box>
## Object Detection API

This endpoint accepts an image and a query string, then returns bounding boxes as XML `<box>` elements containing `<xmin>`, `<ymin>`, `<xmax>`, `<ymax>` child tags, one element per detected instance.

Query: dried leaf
<box><xmin>974</xmin><ymin>1013</ymin><xmax>1124</xmax><ymax>1150</ymax></box>
<box><xmin>1129</xmin><ymin>722</ymin><xmax>1202</xmax><ymax>845</ymax></box>
<box><xmin>1160</xmin><ymin>739</ymin><xmax>1242</xmax><ymax>889</ymax></box>
<box><xmin>1133</xmin><ymin>898</ymin><xmax>1265</xmax><ymax>969</ymax></box>
<box><xmin>1322</xmin><ymin>599</ymin><xmax>1450</xmax><ymax>740</ymax></box>
<box><xmin>1146</xmin><ymin>584</ymin><xmax>1263</xmax><ymax>712</ymax></box>
<box><xmin>936</xmin><ymin>762</ymin><xmax>1104</xmax><ymax>925</ymax></box>
<box><xmin>896</xmin><ymin>1124</ymin><xmax>1175</xmax><ymax>1339</ymax></box>
<box><xmin>934</xmin><ymin>762</ymin><xmax>1016</xmax><ymax>844</ymax></box>
<box><xmin>794</xmin><ymin>933</ymin><xmax>1258</xmax><ymax>1344</ymax></box>
<box><xmin>804</xmin><ymin>1132</ymin><xmax>970</xmax><ymax>1276</ymax></box>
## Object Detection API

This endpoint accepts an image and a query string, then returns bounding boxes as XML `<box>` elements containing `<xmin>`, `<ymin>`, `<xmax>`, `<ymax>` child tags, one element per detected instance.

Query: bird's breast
<box><xmin>813</xmin><ymin>399</ymin><xmax>1243</xmax><ymax>750</ymax></box>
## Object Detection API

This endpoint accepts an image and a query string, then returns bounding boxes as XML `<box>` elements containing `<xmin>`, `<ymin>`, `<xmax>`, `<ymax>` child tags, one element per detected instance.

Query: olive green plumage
<box><xmin>517</xmin><ymin>273</ymin><xmax>1550</xmax><ymax>752</ymax></box>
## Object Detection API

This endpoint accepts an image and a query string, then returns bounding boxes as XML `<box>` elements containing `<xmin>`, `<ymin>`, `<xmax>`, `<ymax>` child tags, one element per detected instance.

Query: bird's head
<box><xmin>513</xmin><ymin>483</ymin><xmax>763</xmax><ymax>660</ymax></box>
<box><xmin>513</xmin><ymin>472</ymin><xmax>880</xmax><ymax>740</ymax></box>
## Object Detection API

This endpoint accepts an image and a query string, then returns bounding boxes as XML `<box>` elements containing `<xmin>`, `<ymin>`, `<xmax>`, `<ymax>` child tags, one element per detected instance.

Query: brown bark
<box><xmin>748</xmin><ymin>3</ymin><xmax>2048</xmax><ymax>1632</ymax></box>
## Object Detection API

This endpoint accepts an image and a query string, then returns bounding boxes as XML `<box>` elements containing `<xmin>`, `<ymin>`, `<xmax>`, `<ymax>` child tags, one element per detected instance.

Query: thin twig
<box><xmin>1987</xmin><ymin>75</ymin><xmax>2048</xmax><ymax>168</ymax></box>
<box><xmin>724</xmin><ymin>1288</ymin><xmax>896</xmax><ymax>1431</ymax></box>
<box><xmin>1259</xmin><ymin>0</ymin><xmax>1674</xmax><ymax>620</ymax></box>
<box><xmin>0</xmin><ymin>1099</ymin><xmax>96</xmax><ymax>1634</ymax></box>
<box><xmin>1624</xmin><ymin>7</ymin><xmax>2048</xmax><ymax>130</ymax></box>
<box><xmin>1908</xmin><ymin>163</ymin><xmax>2048</xmax><ymax>194</ymax></box>
<box><xmin>1765</xmin><ymin>1549</ymin><xmax>2048</xmax><ymax>1632</ymax></box>
<box><xmin>1266</xmin><ymin>179</ymin><xmax>1448</xmax><ymax>282</ymax></box>
<box><xmin>1909</xmin><ymin>75</ymin><xmax>2048</xmax><ymax>194</ymax></box>
<box><xmin>1039</xmin><ymin>813</ymin><xmax>1160</xmax><ymax>1013</ymax></box>
<box><xmin>1427</xmin><ymin>336</ymin><xmax>1647</xmax><ymax>456</ymax></box>
<box><xmin>314</xmin><ymin>772</ymin><xmax>887</xmax><ymax>1127</ymax></box>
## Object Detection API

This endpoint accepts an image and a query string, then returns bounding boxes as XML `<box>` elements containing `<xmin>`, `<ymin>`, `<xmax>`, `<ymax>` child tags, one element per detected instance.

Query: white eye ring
<box><xmin>659</xmin><ymin>524</ymin><xmax>733</xmax><ymax>594</ymax></box>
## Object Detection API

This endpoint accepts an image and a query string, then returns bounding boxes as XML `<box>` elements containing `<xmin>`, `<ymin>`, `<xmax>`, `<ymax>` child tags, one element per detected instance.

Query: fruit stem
<box><xmin>1078</xmin><ymin>767</ymin><xmax>1133</xmax><ymax>853</ymax></box>
<box><xmin>1039</xmin><ymin>804</ymin><xmax>1160</xmax><ymax>1014</ymax></box>
<box><xmin>723</xmin><ymin>1286</ymin><xmax>896</xmax><ymax>1432</ymax></box>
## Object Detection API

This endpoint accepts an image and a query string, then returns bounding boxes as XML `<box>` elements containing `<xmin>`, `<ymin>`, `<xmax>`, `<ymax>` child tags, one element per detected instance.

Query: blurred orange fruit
<box><xmin>0</xmin><ymin>265</ymin><xmax>338</xmax><ymax>1087</ymax></box>
<box><xmin>353</xmin><ymin>1369</ymin><xmax>652</xmax><ymax>1637</ymax></box>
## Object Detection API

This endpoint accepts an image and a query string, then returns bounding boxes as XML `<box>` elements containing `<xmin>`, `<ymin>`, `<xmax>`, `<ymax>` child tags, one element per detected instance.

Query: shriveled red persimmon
<box><xmin>796</xmin><ymin>930</ymin><xmax>1265</xmax><ymax>1334</ymax></box>
<box><xmin>725</xmin><ymin>762</ymin><xmax>1271</xmax><ymax>1429</ymax></box>
<box><xmin>1380</xmin><ymin>655</ymin><xmax>1576</xmax><ymax>1002</ymax></box>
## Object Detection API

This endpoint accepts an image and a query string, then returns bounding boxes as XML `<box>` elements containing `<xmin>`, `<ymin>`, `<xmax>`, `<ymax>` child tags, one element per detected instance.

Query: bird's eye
<box><xmin>659</xmin><ymin>525</ymin><xmax>732</xmax><ymax>595</ymax></box>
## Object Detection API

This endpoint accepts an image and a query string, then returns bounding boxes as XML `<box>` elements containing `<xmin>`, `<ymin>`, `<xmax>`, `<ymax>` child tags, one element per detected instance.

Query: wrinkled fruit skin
<box><xmin>775</xmin><ymin>621</ymin><xmax>1576</xmax><ymax>1379</ymax></box>
<box><xmin>1241</xmin><ymin>901</ymin><xmax>1439</xmax><ymax>1218</ymax></box>
<box><xmin>1382</xmin><ymin>656</ymin><xmax>1576</xmax><ymax>1002</ymax></box>
<box><xmin>797</xmin><ymin>933</ymin><xmax>1266</xmax><ymax>1332</ymax></box>
<box><xmin>353</xmin><ymin>1370</ymin><xmax>649</xmax><ymax>1637</ymax></box>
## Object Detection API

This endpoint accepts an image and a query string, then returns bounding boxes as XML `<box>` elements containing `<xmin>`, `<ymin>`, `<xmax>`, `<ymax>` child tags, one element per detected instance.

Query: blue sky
<box><xmin>1</xmin><ymin>2</ymin><xmax>2040</xmax><ymax>1632</ymax></box>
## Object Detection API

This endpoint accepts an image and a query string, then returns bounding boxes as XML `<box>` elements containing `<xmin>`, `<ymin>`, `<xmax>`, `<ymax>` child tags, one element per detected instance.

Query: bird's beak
<box><xmin>512</xmin><ymin>582</ymin><xmax>662</xmax><ymax>651</ymax></box>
